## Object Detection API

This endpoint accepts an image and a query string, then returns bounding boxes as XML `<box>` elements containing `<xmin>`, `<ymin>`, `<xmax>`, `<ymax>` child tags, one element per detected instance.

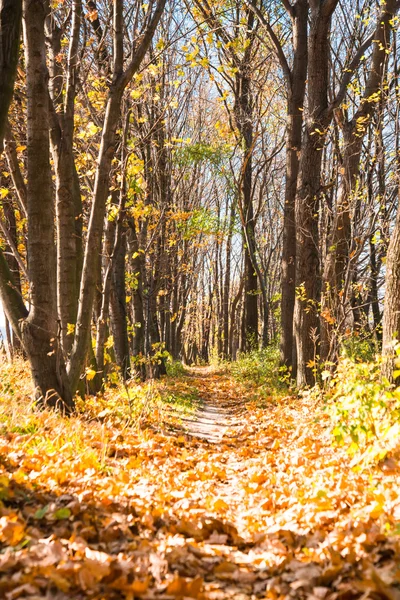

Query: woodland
<box><xmin>0</xmin><ymin>0</ymin><xmax>400</xmax><ymax>599</ymax></box>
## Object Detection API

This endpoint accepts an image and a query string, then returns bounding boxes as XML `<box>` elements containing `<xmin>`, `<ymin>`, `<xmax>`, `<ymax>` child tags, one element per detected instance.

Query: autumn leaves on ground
<box><xmin>0</xmin><ymin>360</ymin><xmax>400</xmax><ymax>600</ymax></box>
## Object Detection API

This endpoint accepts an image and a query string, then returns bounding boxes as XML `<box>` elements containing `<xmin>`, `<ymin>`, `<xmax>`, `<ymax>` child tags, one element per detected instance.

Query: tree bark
<box><xmin>382</xmin><ymin>204</ymin><xmax>400</xmax><ymax>382</ymax></box>
<box><xmin>294</xmin><ymin>1</ymin><xmax>338</xmax><ymax>386</ymax></box>
<box><xmin>0</xmin><ymin>0</ymin><xmax>22</xmax><ymax>150</ymax></box>
<box><xmin>21</xmin><ymin>0</ymin><xmax>73</xmax><ymax>411</ymax></box>
<box><xmin>110</xmin><ymin>232</ymin><xmax>130</xmax><ymax>380</ymax></box>
<box><xmin>235</xmin><ymin>62</ymin><xmax>258</xmax><ymax>350</ymax></box>
<box><xmin>280</xmin><ymin>0</ymin><xmax>308</xmax><ymax>373</ymax></box>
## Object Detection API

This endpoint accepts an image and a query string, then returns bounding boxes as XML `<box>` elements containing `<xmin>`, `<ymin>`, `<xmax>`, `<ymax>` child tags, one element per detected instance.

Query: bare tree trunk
<box><xmin>53</xmin><ymin>0</ymin><xmax>82</xmax><ymax>354</ymax></box>
<box><xmin>0</xmin><ymin>0</ymin><xmax>22</xmax><ymax>150</ymax></box>
<box><xmin>280</xmin><ymin>0</ymin><xmax>308</xmax><ymax>373</ymax></box>
<box><xmin>129</xmin><ymin>222</ymin><xmax>146</xmax><ymax>379</ymax></box>
<box><xmin>382</xmin><ymin>203</ymin><xmax>400</xmax><ymax>382</ymax></box>
<box><xmin>110</xmin><ymin>232</ymin><xmax>130</xmax><ymax>380</ymax></box>
<box><xmin>95</xmin><ymin>212</ymin><xmax>117</xmax><ymax>381</ymax></box>
<box><xmin>294</xmin><ymin>1</ymin><xmax>338</xmax><ymax>386</ymax></box>
<box><xmin>237</xmin><ymin>69</ymin><xmax>258</xmax><ymax>350</ymax></box>
<box><xmin>223</xmin><ymin>202</ymin><xmax>235</xmax><ymax>358</ymax></box>
<box><xmin>21</xmin><ymin>0</ymin><xmax>73</xmax><ymax>411</ymax></box>
<box><xmin>1</xmin><ymin>192</ymin><xmax>22</xmax><ymax>352</ymax></box>
<box><xmin>229</xmin><ymin>277</ymin><xmax>244</xmax><ymax>359</ymax></box>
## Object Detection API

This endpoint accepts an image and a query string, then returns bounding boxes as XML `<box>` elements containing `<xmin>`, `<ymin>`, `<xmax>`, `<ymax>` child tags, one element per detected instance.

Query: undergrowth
<box><xmin>229</xmin><ymin>346</ymin><xmax>285</xmax><ymax>398</ymax></box>
<box><xmin>1</xmin><ymin>352</ymin><xmax>400</xmax><ymax>468</ymax></box>
<box><xmin>324</xmin><ymin>358</ymin><xmax>400</xmax><ymax>465</ymax></box>
<box><xmin>165</xmin><ymin>359</ymin><xmax>188</xmax><ymax>377</ymax></box>
<box><xmin>0</xmin><ymin>355</ymin><xmax>198</xmax><ymax>450</ymax></box>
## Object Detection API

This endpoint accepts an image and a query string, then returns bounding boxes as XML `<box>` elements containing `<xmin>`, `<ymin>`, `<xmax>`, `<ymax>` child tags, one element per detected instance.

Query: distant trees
<box><xmin>1</xmin><ymin>0</ymin><xmax>400</xmax><ymax>404</ymax></box>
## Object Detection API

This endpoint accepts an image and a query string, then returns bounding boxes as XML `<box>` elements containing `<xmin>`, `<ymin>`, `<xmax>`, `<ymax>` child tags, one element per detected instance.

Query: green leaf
<box><xmin>34</xmin><ymin>505</ymin><xmax>49</xmax><ymax>519</ymax></box>
<box><xmin>54</xmin><ymin>507</ymin><xmax>71</xmax><ymax>520</ymax></box>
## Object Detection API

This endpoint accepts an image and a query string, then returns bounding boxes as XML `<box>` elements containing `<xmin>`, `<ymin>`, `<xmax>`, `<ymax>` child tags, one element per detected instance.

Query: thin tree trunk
<box><xmin>110</xmin><ymin>232</ymin><xmax>130</xmax><ymax>380</ymax></box>
<box><xmin>294</xmin><ymin>2</ymin><xmax>338</xmax><ymax>386</ymax></box>
<box><xmin>382</xmin><ymin>203</ymin><xmax>400</xmax><ymax>382</ymax></box>
<box><xmin>280</xmin><ymin>0</ymin><xmax>308</xmax><ymax>372</ymax></box>
<box><xmin>0</xmin><ymin>0</ymin><xmax>22</xmax><ymax>150</ymax></box>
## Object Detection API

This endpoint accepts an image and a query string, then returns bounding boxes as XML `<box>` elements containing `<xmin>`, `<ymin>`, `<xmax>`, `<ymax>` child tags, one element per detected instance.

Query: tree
<box><xmin>0</xmin><ymin>0</ymin><xmax>22</xmax><ymax>150</ymax></box>
<box><xmin>246</xmin><ymin>0</ymin><xmax>308</xmax><ymax>373</ymax></box>
<box><xmin>322</xmin><ymin>0</ymin><xmax>399</xmax><ymax>365</ymax></box>
<box><xmin>0</xmin><ymin>0</ymin><xmax>167</xmax><ymax>408</ymax></box>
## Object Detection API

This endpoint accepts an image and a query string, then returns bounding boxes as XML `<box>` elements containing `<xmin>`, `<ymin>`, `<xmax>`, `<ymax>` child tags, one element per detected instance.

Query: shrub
<box><xmin>327</xmin><ymin>358</ymin><xmax>400</xmax><ymax>463</ymax></box>
<box><xmin>165</xmin><ymin>359</ymin><xmax>187</xmax><ymax>377</ymax></box>
<box><xmin>230</xmin><ymin>345</ymin><xmax>282</xmax><ymax>389</ymax></box>
<box><xmin>341</xmin><ymin>334</ymin><xmax>378</xmax><ymax>363</ymax></box>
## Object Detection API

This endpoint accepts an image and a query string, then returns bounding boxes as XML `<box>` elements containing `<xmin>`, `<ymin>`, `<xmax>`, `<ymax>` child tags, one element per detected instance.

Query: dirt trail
<box><xmin>178</xmin><ymin>367</ymin><xmax>247</xmax><ymax>443</ymax></box>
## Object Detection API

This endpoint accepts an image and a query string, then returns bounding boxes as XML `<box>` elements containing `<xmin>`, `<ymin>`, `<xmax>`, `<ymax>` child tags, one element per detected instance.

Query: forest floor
<box><xmin>0</xmin><ymin>362</ymin><xmax>400</xmax><ymax>599</ymax></box>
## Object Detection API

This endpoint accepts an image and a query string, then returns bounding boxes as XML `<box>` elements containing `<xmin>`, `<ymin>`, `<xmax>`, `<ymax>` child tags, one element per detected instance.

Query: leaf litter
<box><xmin>0</xmin><ymin>365</ymin><xmax>399</xmax><ymax>599</ymax></box>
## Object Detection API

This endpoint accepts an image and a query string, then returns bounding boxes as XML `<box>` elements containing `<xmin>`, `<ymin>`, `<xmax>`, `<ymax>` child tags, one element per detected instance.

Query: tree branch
<box><xmin>0</xmin><ymin>216</ymin><xmax>28</xmax><ymax>279</ymax></box>
<box><xmin>245</xmin><ymin>0</ymin><xmax>292</xmax><ymax>87</ymax></box>
<box><xmin>121</xmin><ymin>0</ymin><xmax>167</xmax><ymax>88</ymax></box>
<box><xmin>0</xmin><ymin>248</ymin><xmax>27</xmax><ymax>342</ymax></box>
<box><xmin>281</xmin><ymin>0</ymin><xmax>294</xmax><ymax>18</ymax></box>
<box><xmin>328</xmin><ymin>31</ymin><xmax>375</xmax><ymax>113</ymax></box>
<box><xmin>4</xmin><ymin>123</ymin><xmax>28</xmax><ymax>218</ymax></box>
<box><xmin>321</xmin><ymin>0</ymin><xmax>340</xmax><ymax>18</ymax></box>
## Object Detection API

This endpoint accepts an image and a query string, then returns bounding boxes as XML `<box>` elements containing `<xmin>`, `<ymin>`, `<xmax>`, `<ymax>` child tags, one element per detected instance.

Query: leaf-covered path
<box><xmin>176</xmin><ymin>367</ymin><xmax>247</xmax><ymax>443</ymax></box>
<box><xmin>0</xmin><ymin>366</ymin><xmax>400</xmax><ymax>599</ymax></box>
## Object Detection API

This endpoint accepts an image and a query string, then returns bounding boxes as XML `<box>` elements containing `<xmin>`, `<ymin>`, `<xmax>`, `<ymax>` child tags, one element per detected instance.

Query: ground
<box><xmin>0</xmin><ymin>363</ymin><xmax>399</xmax><ymax>599</ymax></box>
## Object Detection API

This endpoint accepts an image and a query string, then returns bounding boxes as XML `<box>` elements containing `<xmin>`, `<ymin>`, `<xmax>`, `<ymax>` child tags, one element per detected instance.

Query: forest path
<box><xmin>0</xmin><ymin>364</ymin><xmax>399</xmax><ymax>600</ymax></box>
<box><xmin>176</xmin><ymin>366</ymin><xmax>249</xmax><ymax>443</ymax></box>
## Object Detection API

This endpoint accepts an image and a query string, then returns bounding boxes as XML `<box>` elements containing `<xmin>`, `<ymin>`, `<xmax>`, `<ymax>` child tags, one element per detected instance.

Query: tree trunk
<box><xmin>0</xmin><ymin>0</ymin><xmax>22</xmax><ymax>150</ymax></box>
<box><xmin>382</xmin><ymin>204</ymin><xmax>400</xmax><ymax>382</ymax></box>
<box><xmin>280</xmin><ymin>0</ymin><xmax>308</xmax><ymax>372</ymax></box>
<box><xmin>294</xmin><ymin>3</ymin><xmax>337</xmax><ymax>386</ymax></box>
<box><xmin>21</xmin><ymin>0</ymin><xmax>73</xmax><ymax>411</ymax></box>
<box><xmin>110</xmin><ymin>232</ymin><xmax>130</xmax><ymax>380</ymax></box>
<box><xmin>1</xmin><ymin>192</ymin><xmax>22</xmax><ymax>352</ymax></box>
<box><xmin>236</xmin><ymin>66</ymin><xmax>258</xmax><ymax>350</ymax></box>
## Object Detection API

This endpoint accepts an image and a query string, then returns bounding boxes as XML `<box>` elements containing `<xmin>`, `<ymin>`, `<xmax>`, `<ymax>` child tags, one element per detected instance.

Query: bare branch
<box><xmin>4</xmin><ymin>123</ymin><xmax>28</xmax><ymax>218</ymax></box>
<box><xmin>245</xmin><ymin>1</ymin><xmax>292</xmax><ymax>87</ymax></box>
<box><xmin>0</xmin><ymin>217</ymin><xmax>28</xmax><ymax>279</ymax></box>
<box><xmin>329</xmin><ymin>32</ymin><xmax>375</xmax><ymax>113</ymax></box>
<box><xmin>121</xmin><ymin>0</ymin><xmax>167</xmax><ymax>88</ymax></box>
<box><xmin>281</xmin><ymin>0</ymin><xmax>294</xmax><ymax>18</ymax></box>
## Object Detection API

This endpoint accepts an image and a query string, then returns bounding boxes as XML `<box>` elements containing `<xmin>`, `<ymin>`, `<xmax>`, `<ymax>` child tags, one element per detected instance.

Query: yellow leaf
<box><xmin>85</xmin><ymin>368</ymin><xmax>97</xmax><ymax>381</ymax></box>
<box><xmin>0</xmin><ymin>515</ymin><xmax>25</xmax><ymax>546</ymax></box>
<box><xmin>369</xmin><ymin>501</ymin><xmax>385</xmax><ymax>519</ymax></box>
<box><xmin>213</xmin><ymin>498</ymin><xmax>229</xmax><ymax>511</ymax></box>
